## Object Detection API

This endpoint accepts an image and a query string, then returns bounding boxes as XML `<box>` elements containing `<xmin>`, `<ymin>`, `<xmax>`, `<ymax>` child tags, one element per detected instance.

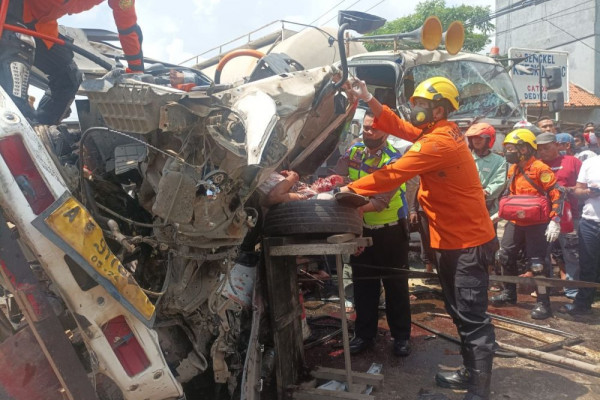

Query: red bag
<box><xmin>498</xmin><ymin>195</ymin><xmax>550</xmax><ymax>224</ymax></box>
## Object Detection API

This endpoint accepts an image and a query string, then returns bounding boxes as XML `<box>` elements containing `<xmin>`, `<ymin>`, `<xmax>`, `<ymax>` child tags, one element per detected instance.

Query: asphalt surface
<box><xmin>303</xmin><ymin>278</ymin><xmax>600</xmax><ymax>400</ymax></box>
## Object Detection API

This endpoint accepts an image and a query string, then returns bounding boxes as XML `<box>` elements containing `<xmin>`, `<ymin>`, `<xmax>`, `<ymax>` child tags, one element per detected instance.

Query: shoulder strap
<box><xmin>517</xmin><ymin>166</ymin><xmax>546</xmax><ymax>196</ymax></box>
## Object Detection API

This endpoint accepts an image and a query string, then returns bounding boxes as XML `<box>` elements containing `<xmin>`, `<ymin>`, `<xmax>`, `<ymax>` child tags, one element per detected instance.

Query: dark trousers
<box><xmin>500</xmin><ymin>222</ymin><xmax>550</xmax><ymax>276</ymax></box>
<box><xmin>574</xmin><ymin>218</ymin><xmax>600</xmax><ymax>309</ymax></box>
<box><xmin>350</xmin><ymin>221</ymin><xmax>411</xmax><ymax>341</ymax></box>
<box><xmin>435</xmin><ymin>239</ymin><xmax>496</xmax><ymax>372</ymax></box>
<box><xmin>1</xmin><ymin>0</ymin><xmax>81</xmax><ymax>125</ymax></box>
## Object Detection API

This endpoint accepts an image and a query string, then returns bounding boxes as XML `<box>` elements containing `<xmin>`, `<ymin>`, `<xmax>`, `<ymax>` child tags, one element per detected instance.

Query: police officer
<box><xmin>491</xmin><ymin>129</ymin><xmax>564</xmax><ymax>319</ymax></box>
<box><xmin>1</xmin><ymin>0</ymin><xmax>144</xmax><ymax>125</ymax></box>
<box><xmin>343</xmin><ymin>77</ymin><xmax>496</xmax><ymax>400</ymax></box>
<box><xmin>335</xmin><ymin>110</ymin><xmax>412</xmax><ymax>357</ymax></box>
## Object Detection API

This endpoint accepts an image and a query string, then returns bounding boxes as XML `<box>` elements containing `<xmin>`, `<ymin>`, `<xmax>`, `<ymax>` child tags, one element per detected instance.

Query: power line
<box><xmin>308</xmin><ymin>0</ymin><xmax>349</xmax><ymax>27</ymax></box>
<box><xmin>494</xmin><ymin>0</ymin><xmax>594</xmax><ymax>37</ymax></box>
<box><xmin>547</xmin><ymin>33</ymin><xmax>597</xmax><ymax>50</ymax></box>
<box><xmin>465</xmin><ymin>0</ymin><xmax>552</xmax><ymax>28</ymax></box>
<box><xmin>322</xmin><ymin>0</ymin><xmax>367</xmax><ymax>25</ymax></box>
<box><xmin>543</xmin><ymin>18</ymin><xmax>600</xmax><ymax>55</ymax></box>
<box><xmin>363</xmin><ymin>0</ymin><xmax>386</xmax><ymax>14</ymax></box>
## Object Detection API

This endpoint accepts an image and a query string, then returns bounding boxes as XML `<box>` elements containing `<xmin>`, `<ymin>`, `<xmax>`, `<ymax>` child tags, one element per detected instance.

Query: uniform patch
<box><xmin>540</xmin><ymin>171</ymin><xmax>552</xmax><ymax>183</ymax></box>
<box><xmin>410</xmin><ymin>142</ymin><xmax>422</xmax><ymax>152</ymax></box>
<box><xmin>119</xmin><ymin>0</ymin><xmax>134</xmax><ymax>10</ymax></box>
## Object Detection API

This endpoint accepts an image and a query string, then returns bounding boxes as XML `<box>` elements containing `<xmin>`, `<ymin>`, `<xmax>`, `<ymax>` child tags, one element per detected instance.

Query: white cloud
<box><xmin>192</xmin><ymin>0</ymin><xmax>222</xmax><ymax>16</ymax></box>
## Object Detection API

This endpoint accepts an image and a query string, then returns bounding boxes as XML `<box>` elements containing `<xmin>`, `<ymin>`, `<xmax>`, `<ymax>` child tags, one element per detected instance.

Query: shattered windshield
<box><xmin>400</xmin><ymin>60</ymin><xmax>521</xmax><ymax>119</ymax></box>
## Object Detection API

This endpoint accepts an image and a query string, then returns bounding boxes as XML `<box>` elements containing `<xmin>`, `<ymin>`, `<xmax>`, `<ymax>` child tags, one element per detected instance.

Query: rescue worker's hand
<box><xmin>350</xmin><ymin>79</ymin><xmax>373</xmax><ymax>102</ymax></box>
<box><xmin>409</xmin><ymin>211</ymin><xmax>419</xmax><ymax>225</ymax></box>
<box><xmin>353</xmin><ymin>246</ymin><xmax>365</xmax><ymax>257</ymax></box>
<box><xmin>545</xmin><ymin>220</ymin><xmax>560</xmax><ymax>242</ymax></box>
<box><xmin>490</xmin><ymin>213</ymin><xmax>501</xmax><ymax>224</ymax></box>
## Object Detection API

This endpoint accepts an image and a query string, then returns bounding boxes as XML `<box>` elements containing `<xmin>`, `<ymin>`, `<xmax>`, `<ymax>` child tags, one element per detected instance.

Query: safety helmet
<box><xmin>513</xmin><ymin>120</ymin><xmax>533</xmax><ymax>129</ymax></box>
<box><xmin>503</xmin><ymin>128</ymin><xmax>537</xmax><ymax>150</ymax></box>
<box><xmin>410</xmin><ymin>76</ymin><xmax>460</xmax><ymax>111</ymax></box>
<box><xmin>465</xmin><ymin>123</ymin><xmax>496</xmax><ymax>148</ymax></box>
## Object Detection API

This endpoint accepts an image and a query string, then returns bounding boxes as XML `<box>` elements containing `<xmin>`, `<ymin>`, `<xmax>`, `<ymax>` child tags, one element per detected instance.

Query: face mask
<box><xmin>505</xmin><ymin>151</ymin><xmax>520</xmax><ymax>164</ymax></box>
<box><xmin>363</xmin><ymin>136</ymin><xmax>386</xmax><ymax>149</ymax></box>
<box><xmin>410</xmin><ymin>104</ymin><xmax>434</xmax><ymax>127</ymax></box>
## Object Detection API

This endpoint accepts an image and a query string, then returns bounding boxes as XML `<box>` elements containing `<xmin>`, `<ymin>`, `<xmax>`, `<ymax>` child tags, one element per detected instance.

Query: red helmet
<box><xmin>465</xmin><ymin>123</ymin><xmax>496</xmax><ymax>148</ymax></box>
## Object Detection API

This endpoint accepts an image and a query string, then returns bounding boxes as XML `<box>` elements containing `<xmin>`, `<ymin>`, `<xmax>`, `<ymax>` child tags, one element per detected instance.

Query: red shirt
<box><xmin>543</xmin><ymin>155</ymin><xmax>582</xmax><ymax>219</ymax></box>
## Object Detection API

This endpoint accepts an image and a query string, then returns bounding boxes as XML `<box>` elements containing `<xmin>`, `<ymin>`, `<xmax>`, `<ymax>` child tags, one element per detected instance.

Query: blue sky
<box><xmin>58</xmin><ymin>0</ymin><xmax>495</xmax><ymax>64</ymax></box>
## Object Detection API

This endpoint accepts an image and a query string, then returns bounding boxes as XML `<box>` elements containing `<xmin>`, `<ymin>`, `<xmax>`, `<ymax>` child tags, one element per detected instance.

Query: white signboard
<box><xmin>508</xmin><ymin>48</ymin><xmax>569</xmax><ymax>103</ymax></box>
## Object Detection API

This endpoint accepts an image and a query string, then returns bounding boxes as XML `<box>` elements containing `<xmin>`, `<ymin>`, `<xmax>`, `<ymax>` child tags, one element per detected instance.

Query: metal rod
<box><xmin>497</xmin><ymin>341</ymin><xmax>600</xmax><ymax>377</ymax></box>
<box><xmin>487</xmin><ymin>312</ymin><xmax>577</xmax><ymax>339</ymax></box>
<box><xmin>335</xmin><ymin>254</ymin><xmax>353</xmax><ymax>388</ymax></box>
<box><xmin>411</xmin><ymin>320</ymin><xmax>462</xmax><ymax>346</ymax></box>
<box><xmin>428</xmin><ymin>312</ymin><xmax>587</xmax><ymax>357</ymax></box>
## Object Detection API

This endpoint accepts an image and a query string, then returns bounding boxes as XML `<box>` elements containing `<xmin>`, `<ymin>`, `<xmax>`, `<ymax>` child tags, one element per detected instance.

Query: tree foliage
<box><xmin>364</xmin><ymin>0</ymin><xmax>494</xmax><ymax>53</ymax></box>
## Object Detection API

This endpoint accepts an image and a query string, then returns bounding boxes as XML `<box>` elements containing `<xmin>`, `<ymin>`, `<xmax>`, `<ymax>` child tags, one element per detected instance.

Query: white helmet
<box><xmin>513</xmin><ymin>120</ymin><xmax>533</xmax><ymax>129</ymax></box>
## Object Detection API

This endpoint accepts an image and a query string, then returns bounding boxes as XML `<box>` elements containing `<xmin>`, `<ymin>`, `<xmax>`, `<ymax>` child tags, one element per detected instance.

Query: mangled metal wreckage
<box><xmin>0</xmin><ymin>24</ymin><xmax>358</xmax><ymax>400</ymax></box>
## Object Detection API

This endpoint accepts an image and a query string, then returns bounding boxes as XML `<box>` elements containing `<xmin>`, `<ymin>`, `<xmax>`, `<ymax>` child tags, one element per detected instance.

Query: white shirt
<box><xmin>577</xmin><ymin>156</ymin><xmax>600</xmax><ymax>222</ymax></box>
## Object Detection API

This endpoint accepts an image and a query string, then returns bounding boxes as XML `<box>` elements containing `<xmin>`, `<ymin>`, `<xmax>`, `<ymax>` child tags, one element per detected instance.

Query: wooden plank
<box><xmin>268</xmin><ymin>242</ymin><xmax>359</xmax><ymax>256</ymax></box>
<box><xmin>327</xmin><ymin>233</ymin><xmax>356</xmax><ymax>244</ymax></box>
<box><xmin>263</xmin><ymin>238</ymin><xmax>304</xmax><ymax>400</ymax></box>
<box><xmin>292</xmin><ymin>387</ymin><xmax>375</xmax><ymax>400</ymax></box>
<box><xmin>311</xmin><ymin>367</ymin><xmax>384</xmax><ymax>388</ymax></box>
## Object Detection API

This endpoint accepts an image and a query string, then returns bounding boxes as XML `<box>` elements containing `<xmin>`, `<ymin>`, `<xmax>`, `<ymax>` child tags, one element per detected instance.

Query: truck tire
<box><xmin>263</xmin><ymin>199</ymin><xmax>363</xmax><ymax>237</ymax></box>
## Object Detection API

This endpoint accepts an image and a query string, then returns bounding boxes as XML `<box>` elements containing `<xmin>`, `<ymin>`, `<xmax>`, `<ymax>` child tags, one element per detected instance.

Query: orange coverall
<box><xmin>22</xmin><ymin>0</ymin><xmax>143</xmax><ymax>71</ymax></box>
<box><xmin>506</xmin><ymin>158</ymin><xmax>563</xmax><ymax>226</ymax></box>
<box><xmin>347</xmin><ymin>105</ymin><xmax>496</xmax><ymax>250</ymax></box>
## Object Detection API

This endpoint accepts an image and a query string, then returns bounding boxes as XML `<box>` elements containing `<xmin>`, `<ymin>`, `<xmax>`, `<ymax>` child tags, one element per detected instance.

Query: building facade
<box><xmin>495</xmin><ymin>0</ymin><xmax>600</xmax><ymax>126</ymax></box>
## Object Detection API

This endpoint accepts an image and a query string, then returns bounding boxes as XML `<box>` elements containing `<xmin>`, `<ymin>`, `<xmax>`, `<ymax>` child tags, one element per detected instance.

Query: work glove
<box><xmin>490</xmin><ymin>212</ymin><xmax>501</xmax><ymax>224</ymax></box>
<box><xmin>545</xmin><ymin>220</ymin><xmax>560</xmax><ymax>242</ymax></box>
<box><xmin>350</xmin><ymin>79</ymin><xmax>373</xmax><ymax>102</ymax></box>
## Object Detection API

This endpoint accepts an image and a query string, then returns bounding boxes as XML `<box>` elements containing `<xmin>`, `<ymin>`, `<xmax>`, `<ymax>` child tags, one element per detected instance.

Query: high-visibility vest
<box><xmin>347</xmin><ymin>142</ymin><xmax>407</xmax><ymax>226</ymax></box>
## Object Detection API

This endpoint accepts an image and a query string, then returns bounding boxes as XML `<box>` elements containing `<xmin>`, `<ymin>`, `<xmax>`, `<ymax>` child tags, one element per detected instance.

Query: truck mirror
<box><xmin>545</xmin><ymin>66</ymin><xmax>562</xmax><ymax>90</ymax></box>
<box><xmin>547</xmin><ymin>90</ymin><xmax>564</xmax><ymax>112</ymax></box>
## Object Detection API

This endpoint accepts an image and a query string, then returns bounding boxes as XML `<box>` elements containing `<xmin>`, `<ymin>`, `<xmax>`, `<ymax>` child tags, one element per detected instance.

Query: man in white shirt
<box><xmin>560</xmin><ymin>156</ymin><xmax>600</xmax><ymax>315</ymax></box>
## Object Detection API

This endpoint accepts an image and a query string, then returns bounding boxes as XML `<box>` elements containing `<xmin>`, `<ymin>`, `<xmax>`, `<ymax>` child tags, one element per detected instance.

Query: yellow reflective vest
<box><xmin>347</xmin><ymin>142</ymin><xmax>407</xmax><ymax>226</ymax></box>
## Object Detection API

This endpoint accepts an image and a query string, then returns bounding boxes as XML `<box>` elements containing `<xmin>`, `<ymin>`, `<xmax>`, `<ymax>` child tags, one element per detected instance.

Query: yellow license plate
<box><xmin>44</xmin><ymin>196</ymin><xmax>155</xmax><ymax>321</ymax></box>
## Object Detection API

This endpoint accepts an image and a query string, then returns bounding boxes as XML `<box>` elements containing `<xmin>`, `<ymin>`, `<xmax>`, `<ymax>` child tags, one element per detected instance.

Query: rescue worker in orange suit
<box><xmin>1</xmin><ymin>0</ymin><xmax>143</xmax><ymax>124</ymax></box>
<box><xmin>341</xmin><ymin>76</ymin><xmax>496</xmax><ymax>400</ymax></box>
<box><xmin>490</xmin><ymin>129</ymin><xmax>564</xmax><ymax>320</ymax></box>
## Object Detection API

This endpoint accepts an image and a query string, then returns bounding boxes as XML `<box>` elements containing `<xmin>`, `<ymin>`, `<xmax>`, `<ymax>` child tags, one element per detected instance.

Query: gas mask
<box><xmin>410</xmin><ymin>104</ymin><xmax>434</xmax><ymax>128</ymax></box>
<box><xmin>363</xmin><ymin>136</ymin><xmax>386</xmax><ymax>149</ymax></box>
<box><xmin>504</xmin><ymin>151</ymin><xmax>520</xmax><ymax>164</ymax></box>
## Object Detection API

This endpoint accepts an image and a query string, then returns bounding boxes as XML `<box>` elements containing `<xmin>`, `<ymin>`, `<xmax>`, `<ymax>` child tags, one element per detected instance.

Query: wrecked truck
<box><xmin>0</xmin><ymin>10</ymin><xmax>388</xmax><ymax>400</ymax></box>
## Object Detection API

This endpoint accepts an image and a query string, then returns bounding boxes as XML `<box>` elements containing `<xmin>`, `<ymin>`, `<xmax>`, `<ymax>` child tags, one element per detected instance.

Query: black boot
<box><xmin>531</xmin><ymin>293</ymin><xmax>552</xmax><ymax>320</ymax></box>
<box><xmin>490</xmin><ymin>283</ymin><xmax>517</xmax><ymax>305</ymax></box>
<box><xmin>462</xmin><ymin>369</ymin><xmax>491</xmax><ymax>400</ymax></box>
<box><xmin>435</xmin><ymin>365</ymin><xmax>470</xmax><ymax>389</ymax></box>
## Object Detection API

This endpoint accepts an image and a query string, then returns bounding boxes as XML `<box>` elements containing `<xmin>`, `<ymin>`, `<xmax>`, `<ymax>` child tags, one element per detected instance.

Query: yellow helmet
<box><xmin>503</xmin><ymin>128</ymin><xmax>537</xmax><ymax>150</ymax></box>
<box><xmin>410</xmin><ymin>76</ymin><xmax>460</xmax><ymax>110</ymax></box>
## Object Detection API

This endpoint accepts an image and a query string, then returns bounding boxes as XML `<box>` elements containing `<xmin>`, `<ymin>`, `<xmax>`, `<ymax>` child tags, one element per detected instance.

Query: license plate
<box><xmin>34</xmin><ymin>194</ymin><xmax>155</xmax><ymax>323</ymax></box>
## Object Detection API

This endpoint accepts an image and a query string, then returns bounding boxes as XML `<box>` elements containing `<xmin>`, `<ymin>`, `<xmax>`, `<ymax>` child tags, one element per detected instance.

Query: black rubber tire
<box><xmin>263</xmin><ymin>199</ymin><xmax>363</xmax><ymax>237</ymax></box>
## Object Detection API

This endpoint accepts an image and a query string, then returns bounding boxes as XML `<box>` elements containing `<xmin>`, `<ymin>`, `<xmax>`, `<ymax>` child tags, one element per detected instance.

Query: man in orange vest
<box><xmin>341</xmin><ymin>77</ymin><xmax>496</xmax><ymax>400</ymax></box>
<box><xmin>1</xmin><ymin>0</ymin><xmax>143</xmax><ymax>124</ymax></box>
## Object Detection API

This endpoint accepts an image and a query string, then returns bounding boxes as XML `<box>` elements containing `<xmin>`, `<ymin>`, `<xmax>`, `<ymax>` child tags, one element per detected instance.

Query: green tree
<box><xmin>364</xmin><ymin>0</ymin><xmax>494</xmax><ymax>53</ymax></box>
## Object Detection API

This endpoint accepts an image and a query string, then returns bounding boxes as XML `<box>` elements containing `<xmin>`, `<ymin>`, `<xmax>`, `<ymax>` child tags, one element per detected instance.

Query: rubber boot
<box><xmin>462</xmin><ymin>369</ymin><xmax>491</xmax><ymax>400</ymax></box>
<box><xmin>490</xmin><ymin>283</ymin><xmax>516</xmax><ymax>305</ymax></box>
<box><xmin>435</xmin><ymin>365</ymin><xmax>470</xmax><ymax>389</ymax></box>
<box><xmin>531</xmin><ymin>293</ymin><xmax>553</xmax><ymax>320</ymax></box>
<box><xmin>435</xmin><ymin>347</ymin><xmax>473</xmax><ymax>389</ymax></box>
